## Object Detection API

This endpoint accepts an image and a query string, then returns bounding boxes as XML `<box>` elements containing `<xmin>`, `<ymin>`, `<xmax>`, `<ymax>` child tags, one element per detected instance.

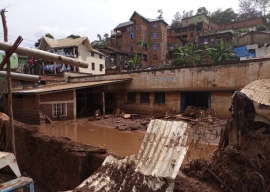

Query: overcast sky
<box><xmin>0</xmin><ymin>0</ymin><xmax>239</xmax><ymax>47</ymax></box>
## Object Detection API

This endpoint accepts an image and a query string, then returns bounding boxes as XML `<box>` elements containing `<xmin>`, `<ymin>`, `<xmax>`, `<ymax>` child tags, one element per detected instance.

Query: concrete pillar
<box><xmin>73</xmin><ymin>89</ymin><xmax>77</xmax><ymax>120</ymax></box>
<box><xmin>102</xmin><ymin>92</ymin><xmax>105</xmax><ymax>115</ymax></box>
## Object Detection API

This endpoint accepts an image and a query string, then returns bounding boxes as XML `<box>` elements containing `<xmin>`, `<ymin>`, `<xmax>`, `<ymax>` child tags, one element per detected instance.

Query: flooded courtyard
<box><xmin>39</xmin><ymin>118</ymin><xmax>217</xmax><ymax>162</ymax></box>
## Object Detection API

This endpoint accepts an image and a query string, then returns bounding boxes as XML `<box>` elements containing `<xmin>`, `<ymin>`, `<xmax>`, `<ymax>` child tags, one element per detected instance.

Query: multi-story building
<box><xmin>111</xmin><ymin>11</ymin><xmax>168</xmax><ymax>67</ymax></box>
<box><xmin>38</xmin><ymin>36</ymin><xmax>106</xmax><ymax>75</ymax></box>
<box><xmin>168</xmin><ymin>13</ymin><xmax>219</xmax><ymax>44</ymax></box>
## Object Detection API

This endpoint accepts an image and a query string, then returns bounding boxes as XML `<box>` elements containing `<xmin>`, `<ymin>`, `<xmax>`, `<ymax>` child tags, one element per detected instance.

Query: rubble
<box><xmin>182</xmin><ymin>80</ymin><xmax>270</xmax><ymax>192</ymax></box>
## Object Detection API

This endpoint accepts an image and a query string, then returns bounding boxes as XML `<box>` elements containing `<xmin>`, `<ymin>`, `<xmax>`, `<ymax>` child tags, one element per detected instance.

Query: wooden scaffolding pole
<box><xmin>1</xmin><ymin>9</ymin><xmax>23</xmax><ymax>156</ymax></box>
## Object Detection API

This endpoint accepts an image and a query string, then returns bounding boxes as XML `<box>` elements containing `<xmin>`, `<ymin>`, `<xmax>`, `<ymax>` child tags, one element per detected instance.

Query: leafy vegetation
<box><xmin>91</xmin><ymin>33</ymin><xmax>109</xmax><ymax>49</ymax></box>
<box><xmin>168</xmin><ymin>40</ymin><xmax>239</xmax><ymax>66</ymax></box>
<box><xmin>67</xmin><ymin>34</ymin><xmax>81</xmax><ymax>39</ymax></box>
<box><xmin>127</xmin><ymin>54</ymin><xmax>142</xmax><ymax>70</ymax></box>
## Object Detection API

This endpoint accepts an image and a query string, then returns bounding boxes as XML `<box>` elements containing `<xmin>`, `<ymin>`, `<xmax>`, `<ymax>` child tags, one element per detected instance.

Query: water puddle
<box><xmin>39</xmin><ymin>118</ymin><xmax>217</xmax><ymax>160</ymax></box>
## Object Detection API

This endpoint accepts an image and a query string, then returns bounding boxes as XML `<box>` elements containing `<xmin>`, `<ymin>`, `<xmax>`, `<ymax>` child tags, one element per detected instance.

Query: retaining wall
<box><xmin>7</xmin><ymin>121</ymin><xmax>106</xmax><ymax>191</ymax></box>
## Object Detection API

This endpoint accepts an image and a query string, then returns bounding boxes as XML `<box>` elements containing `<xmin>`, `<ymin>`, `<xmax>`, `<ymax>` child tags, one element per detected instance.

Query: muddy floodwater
<box><xmin>39</xmin><ymin>118</ymin><xmax>145</xmax><ymax>157</ymax></box>
<box><xmin>39</xmin><ymin>118</ymin><xmax>217</xmax><ymax>160</ymax></box>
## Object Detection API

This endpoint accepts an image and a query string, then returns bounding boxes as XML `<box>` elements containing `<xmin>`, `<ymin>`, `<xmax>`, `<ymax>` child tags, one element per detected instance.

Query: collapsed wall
<box><xmin>4</xmin><ymin>121</ymin><xmax>107</xmax><ymax>191</ymax></box>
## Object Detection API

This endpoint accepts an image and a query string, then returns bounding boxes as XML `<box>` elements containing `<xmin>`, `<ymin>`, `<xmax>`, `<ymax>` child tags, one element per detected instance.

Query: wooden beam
<box><xmin>0</xmin><ymin>41</ymin><xmax>89</xmax><ymax>68</ymax></box>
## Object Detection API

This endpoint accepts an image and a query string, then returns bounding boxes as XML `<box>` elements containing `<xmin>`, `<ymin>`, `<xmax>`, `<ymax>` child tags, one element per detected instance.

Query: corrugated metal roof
<box><xmin>240</xmin><ymin>79</ymin><xmax>270</xmax><ymax>106</ymax></box>
<box><xmin>114</xmin><ymin>21</ymin><xmax>134</xmax><ymax>29</ymax></box>
<box><xmin>72</xmin><ymin>119</ymin><xmax>188</xmax><ymax>192</ymax></box>
<box><xmin>12</xmin><ymin>79</ymin><xmax>131</xmax><ymax>94</ymax></box>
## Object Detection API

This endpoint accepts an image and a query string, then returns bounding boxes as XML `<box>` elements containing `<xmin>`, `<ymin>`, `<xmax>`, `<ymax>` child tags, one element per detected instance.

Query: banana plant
<box><xmin>127</xmin><ymin>54</ymin><xmax>142</xmax><ymax>70</ymax></box>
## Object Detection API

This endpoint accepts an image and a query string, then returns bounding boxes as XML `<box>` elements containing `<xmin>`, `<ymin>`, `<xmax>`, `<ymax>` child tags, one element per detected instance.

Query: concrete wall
<box><xmin>115</xmin><ymin>92</ymin><xmax>180</xmax><ymax>114</ymax></box>
<box><xmin>7</xmin><ymin>122</ymin><xmax>106</xmax><ymax>192</ymax></box>
<box><xmin>78</xmin><ymin>44</ymin><xmax>105</xmax><ymax>75</ymax></box>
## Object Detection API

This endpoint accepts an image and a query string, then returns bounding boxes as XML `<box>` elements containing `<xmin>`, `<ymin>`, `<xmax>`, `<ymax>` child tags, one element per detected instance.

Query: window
<box><xmin>140</xmin><ymin>93</ymin><xmax>149</xmax><ymax>103</ymax></box>
<box><xmin>130</xmin><ymin>44</ymin><xmax>134</xmax><ymax>51</ymax></box>
<box><xmin>99</xmin><ymin>54</ymin><xmax>103</xmax><ymax>59</ymax></box>
<box><xmin>92</xmin><ymin>62</ymin><xmax>95</xmax><ymax>70</ymax></box>
<box><xmin>153</xmin><ymin>44</ymin><xmax>157</xmax><ymax>51</ymax></box>
<box><xmin>53</xmin><ymin>103</ymin><xmax>67</xmax><ymax>117</ymax></box>
<box><xmin>153</xmin><ymin>32</ymin><xmax>157</xmax><ymax>39</ymax></box>
<box><xmin>91</xmin><ymin>52</ymin><xmax>94</xmax><ymax>57</ymax></box>
<box><xmin>153</xmin><ymin>22</ymin><xmax>157</xmax><ymax>27</ymax></box>
<box><xmin>154</xmin><ymin>93</ymin><xmax>165</xmax><ymax>104</ymax></box>
<box><xmin>130</xmin><ymin>32</ymin><xmax>134</xmax><ymax>39</ymax></box>
<box><xmin>100</xmin><ymin>64</ymin><xmax>103</xmax><ymax>71</ymax></box>
<box><xmin>127</xmin><ymin>93</ymin><xmax>136</xmax><ymax>103</ymax></box>
<box><xmin>153</xmin><ymin>55</ymin><xmax>157</xmax><ymax>60</ymax></box>
<box><xmin>127</xmin><ymin>27</ymin><xmax>130</xmax><ymax>32</ymax></box>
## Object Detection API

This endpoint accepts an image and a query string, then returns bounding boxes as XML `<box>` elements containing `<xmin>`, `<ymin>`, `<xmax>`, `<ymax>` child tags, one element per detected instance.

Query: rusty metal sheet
<box><xmin>71</xmin><ymin>119</ymin><xmax>188</xmax><ymax>192</ymax></box>
<box><xmin>11</xmin><ymin>79</ymin><xmax>131</xmax><ymax>94</ymax></box>
<box><xmin>240</xmin><ymin>79</ymin><xmax>270</xmax><ymax>106</ymax></box>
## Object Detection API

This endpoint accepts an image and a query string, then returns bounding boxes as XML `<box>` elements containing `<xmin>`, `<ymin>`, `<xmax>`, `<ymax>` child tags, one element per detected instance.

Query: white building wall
<box><xmin>256</xmin><ymin>46</ymin><xmax>270</xmax><ymax>58</ymax></box>
<box><xmin>77</xmin><ymin>44</ymin><xmax>105</xmax><ymax>75</ymax></box>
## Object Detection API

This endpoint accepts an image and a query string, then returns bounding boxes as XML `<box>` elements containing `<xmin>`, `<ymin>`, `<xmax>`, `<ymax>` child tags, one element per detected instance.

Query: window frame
<box><xmin>153</xmin><ymin>22</ymin><xmax>157</xmax><ymax>27</ymax></box>
<box><xmin>127</xmin><ymin>93</ymin><xmax>136</xmax><ymax>103</ymax></box>
<box><xmin>153</xmin><ymin>44</ymin><xmax>157</xmax><ymax>51</ymax></box>
<box><xmin>130</xmin><ymin>32</ymin><xmax>134</xmax><ymax>39</ymax></box>
<box><xmin>52</xmin><ymin>103</ymin><xmax>67</xmax><ymax>117</ymax></box>
<box><xmin>154</xmin><ymin>92</ymin><xmax>165</xmax><ymax>104</ymax></box>
<box><xmin>92</xmin><ymin>62</ymin><xmax>95</xmax><ymax>70</ymax></box>
<box><xmin>153</xmin><ymin>32</ymin><xmax>157</xmax><ymax>39</ymax></box>
<box><xmin>91</xmin><ymin>52</ymin><xmax>94</xmax><ymax>57</ymax></box>
<box><xmin>99</xmin><ymin>64</ymin><xmax>103</xmax><ymax>72</ymax></box>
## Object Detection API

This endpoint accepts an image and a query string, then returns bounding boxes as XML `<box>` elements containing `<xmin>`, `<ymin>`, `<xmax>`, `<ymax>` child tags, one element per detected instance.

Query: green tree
<box><xmin>173</xmin><ymin>43</ymin><xmax>202</xmax><ymax>66</ymax></box>
<box><xmin>35</xmin><ymin>33</ymin><xmax>54</xmax><ymax>48</ymax></box>
<box><xmin>204</xmin><ymin>39</ymin><xmax>238</xmax><ymax>63</ymax></box>
<box><xmin>181</xmin><ymin>10</ymin><xmax>194</xmax><ymax>19</ymax></box>
<box><xmin>91</xmin><ymin>33</ymin><xmax>108</xmax><ymax>49</ymax></box>
<box><xmin>256</xmin><ymin>0</ymin><xmax>270</xmax><ymax>16</ymax></box>
<box><xmin>127</xmin><ymin>54</ymin><xmax>142</xmax><ymax>70</ymax></box>
<box><xmin>210</xmin><ymin>8</ymin><xmax>238</xmax><ymax>24</ymax></box>
<box><xmin>238</xmin><ymin>0</ymin><xmax>262</xmax><ymax>20</ymax></box>
<box><xmin>67</xmin><ymin>34</ymin><xmax>81</xmax><ymax>39</ymax></box>
<box><xmin>197</xmin><ymin>7</ymin><xmax>210</xmax><ymax>15</ymax></box>
<box><xmin>170</xmin><ymin>12</ymin><xmax>182</xmax><ymax>29</ymax></box>
<box><xmin>157</xmin><ymin>9</ymin><xmax>164</xmax><ymax>20</ymax></box>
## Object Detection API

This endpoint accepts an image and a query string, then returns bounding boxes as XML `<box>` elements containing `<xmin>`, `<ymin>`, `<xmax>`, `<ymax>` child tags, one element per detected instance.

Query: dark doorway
<box><xmin>105</xmin><ymin>93</ymin><xmax>115</xmax><ymax>113</ymax></box>
<box><xmin>181</xmin><ymin>92</ymin><xmax>210</xmax><ymax>112</ymax></box>
<box><xmin>76</xmin><ymin>90</ymin><xmax>102</xmax><ymax>118</ymax></box>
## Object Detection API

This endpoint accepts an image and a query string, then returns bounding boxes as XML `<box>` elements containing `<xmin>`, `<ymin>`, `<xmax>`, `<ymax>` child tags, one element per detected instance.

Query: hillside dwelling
<box><xmin>219</xmin><ymin>17</ymin><xmax>266</xmax><ymax>31</ymax></box>
<box><xmin>0</xmin><ymin>51</ymin><xmax>19</xmax><ymax>70</ymax></box>
<box><xmin>112</xmin><ymin>11</ymin><xmax>168</xmax><ymax>68</ymax></box>
<box><xmin>38</xmin><ymin>37</ymin><xmax>106</xmax><ymax>75</ymax></box>
<box><xmin>168</xmin><ymin>13</ymin><xmax>219</xmax><ymax>44</ymax></box>
<box><xmin>198</xmin><ymin>31</ymin><xmax>234</xmax><ymax>46</ymax></box>
<box><xmin>237</xmin><ymin>31</ymin><xmax>270</xmax><ymax>46</ymax></box>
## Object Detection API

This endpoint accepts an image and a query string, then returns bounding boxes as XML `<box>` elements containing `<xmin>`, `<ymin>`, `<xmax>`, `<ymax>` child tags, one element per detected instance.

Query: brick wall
<box><xmin>7</xmin><ymin>121</ymin><xmax>106</xmax><ymax>191</ymax></box>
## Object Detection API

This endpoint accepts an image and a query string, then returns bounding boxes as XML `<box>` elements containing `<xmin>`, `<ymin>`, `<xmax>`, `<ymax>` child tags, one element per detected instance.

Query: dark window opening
<box><xmin>91</xmin><ymin>52</ymin><xmax>94</xmax><ymax>57</ymax></box>
<box><xmin>127</xmin><ymin>93</ymin><xmax>136</xmax><ymax>103</ymax></box>
<box><xmin>181</xmin><ymin>92</ymin><xmax>210</xmax><ymax>112</ymax></box>
<box><xmin>154</xmin><ymin>92</ymin><xmax>165</xmax><ymax>104</ymax></box>
<box><xmin>140</xmin><ymin>93</ymin><xmax>150</xmax><ymax>103</ymax></box>
<box><xmin>92</xmin><ymin>62</ymin><xmax>95</xmax><ymax>70</ymax></box>
<box><xmin>99</xmin><ymin>54</ymin><xmax>103</xmax><ymax>59</ymax></box>
<box><xmin>182</xmin><ymin>35</ymin><xmax>188</xmax><ymax>38</ymax></box>
<box><xmin>99</xmin><ymin>64</ymin><xmax>103</xmax><ymax>71</ymax></box>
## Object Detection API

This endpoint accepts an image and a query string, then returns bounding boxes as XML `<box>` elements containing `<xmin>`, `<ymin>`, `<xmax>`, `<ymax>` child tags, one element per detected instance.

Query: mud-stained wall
<box><xmin>115</xmin><ymin>92</ymin><xmax>180</xmax><ymax>114</ymax></box>
<box><xmin>72</xmin><ymin>60</ymin><xmax>270</xmax><ymax>92</ymax></box>
<box><xmin>8</xmin><ymin>121</ymin><xmax>106</xmax><ymax>192</ymax></box>
<box><xmin>39</xmin><ymin>90</ymin><xmax>74</xmax><ymax>121</ymax></box>
<box><xmin>211</xmin><ymin>91</ymin><xmax>233</xmax><ymax>118</ymax></box>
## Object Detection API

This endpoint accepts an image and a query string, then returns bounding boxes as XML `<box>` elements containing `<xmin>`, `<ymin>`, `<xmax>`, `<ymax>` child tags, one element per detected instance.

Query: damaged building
<box><xmin>3</xmin><ymin>57</ymin><xmax>270</xmax><ymax>124</ymax></box>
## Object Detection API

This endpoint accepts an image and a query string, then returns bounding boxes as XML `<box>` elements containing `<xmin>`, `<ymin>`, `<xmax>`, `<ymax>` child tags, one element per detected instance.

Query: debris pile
<box><xmin>182</xmin><ymin>87</ymin><xmax>270</xmax><ymax>192</ymax></box>
<box><xmin>70</xmin><ymin>119</ymin><xmax>189</xmax><ymax>192</ymax></box>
